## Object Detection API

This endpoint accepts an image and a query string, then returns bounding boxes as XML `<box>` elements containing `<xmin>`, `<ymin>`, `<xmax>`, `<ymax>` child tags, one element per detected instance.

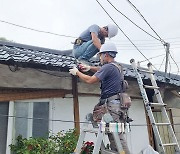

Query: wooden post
<box><xmin>72</xmin><ymin>76</ymin><xmax>80</xmax><ymax>134</ymax></box>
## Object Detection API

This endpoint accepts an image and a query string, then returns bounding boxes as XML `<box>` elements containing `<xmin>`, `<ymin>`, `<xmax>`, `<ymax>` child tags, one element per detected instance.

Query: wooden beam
<box><xmin>0</xmin><ymin>89</ymin><xmax>70</xmax><ymax>101</ymax></box>
<box><xmin>72</xmin><ymin>76</ymin><xmax>80</xmax><ymax>134</ymax></box>
<box><xmin>145</xmin><ymin>108</ymin><xmax>155</xmax><ymax>148</ymax></box>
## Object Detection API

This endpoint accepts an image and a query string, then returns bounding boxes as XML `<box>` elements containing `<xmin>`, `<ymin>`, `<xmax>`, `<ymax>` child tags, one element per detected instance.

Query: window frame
<box><xmin>6</xmin><ymin>98</ymin><xmax>53</xmax><ymax>154</ymax></box>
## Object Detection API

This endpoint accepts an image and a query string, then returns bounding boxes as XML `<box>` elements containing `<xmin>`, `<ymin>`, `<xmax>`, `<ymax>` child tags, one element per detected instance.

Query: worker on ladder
<box><xmin>69</xmin><ymin>42</ymin><xmax>130</xmax><ymax>154</ymax></box>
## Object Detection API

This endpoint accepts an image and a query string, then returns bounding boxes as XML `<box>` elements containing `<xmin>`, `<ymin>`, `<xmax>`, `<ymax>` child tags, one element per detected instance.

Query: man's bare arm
<box><xmin>91</xmin><ymin>32</ymin><xmax>101</xmax><ymax>50</ymax></box>
<box><xmin>76</xmin><ymin>71</ymin><xmax>99</xmax><ymax>84</ymax></box>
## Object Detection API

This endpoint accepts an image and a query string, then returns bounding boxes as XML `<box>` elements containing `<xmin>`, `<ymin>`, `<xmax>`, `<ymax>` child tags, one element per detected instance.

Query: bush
<box><xmin>50</xmin><ymin>129</ymin><xmax>79</xmax><ymax>153</ymax></box>
<box><xmin>10</xmin><ymin>129</ymin><xmax>79</xmax><ymax>154</ymax></box>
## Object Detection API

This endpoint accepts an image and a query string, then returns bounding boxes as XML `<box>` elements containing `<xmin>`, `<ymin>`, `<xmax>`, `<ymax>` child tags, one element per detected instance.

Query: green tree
<box><xmin>0</xmin><ymin>37</ymin><xmax>13</xmax><ymax>42</ymax></box>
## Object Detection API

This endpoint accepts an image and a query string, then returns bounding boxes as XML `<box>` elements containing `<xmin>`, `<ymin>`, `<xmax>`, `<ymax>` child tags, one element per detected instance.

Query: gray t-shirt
<box><xmin>79</xmin><ymin>24</ymin><xmax>105</xmax><ymax>44</ymax></box>
<box><xmin>94</xmin><ymin>62</ymin><xmax>123</xmax><ymax>99</ymax></box>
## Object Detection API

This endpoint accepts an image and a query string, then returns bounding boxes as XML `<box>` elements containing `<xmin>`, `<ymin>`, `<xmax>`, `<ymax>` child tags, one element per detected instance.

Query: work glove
<box><xmin>69</xmin><ymin>67</ymin><xmax>78</xmax><ymax>75</ymax></box>
<box><xmin>78</xmin><ymin>64</ymin><xmax>90</xmax><ymax>72</ymax></box>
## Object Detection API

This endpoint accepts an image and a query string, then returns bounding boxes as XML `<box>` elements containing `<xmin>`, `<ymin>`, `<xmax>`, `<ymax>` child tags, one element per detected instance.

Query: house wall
<box><xmin>164</xmin><ymin>90</ymin><xmax>180</xmax><ymax>109</ymax></box>
<box><xmin>0</xmin><ymin>64</ymin><xmax>72</xmax><ymax>89</ymax></box>
<box><xmin>0</xmin><ymin>64</ymin><xmax>142</xmax><ymax>97</ymax></box>
<box><xmin>171</xmin><ymin>108</ymin><xmax>180</xmax><ymax>146</ymax></box>
<box><xmin>163</xmin><ymin>89</ymin><xmax>180</xmax><ymax>145</ymax></box>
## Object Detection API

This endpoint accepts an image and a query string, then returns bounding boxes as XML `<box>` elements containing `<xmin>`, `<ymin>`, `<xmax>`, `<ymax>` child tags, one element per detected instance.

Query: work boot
<box><xmin>126</xmin><ymin>117</ymin><xmax>133</xmax><ymax>123</ymax></box>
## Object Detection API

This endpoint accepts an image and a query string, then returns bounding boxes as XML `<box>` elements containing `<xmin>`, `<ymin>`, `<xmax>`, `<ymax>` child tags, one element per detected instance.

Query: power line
<box><xmin>113</xmin><ymin>38</ymin><xmax>180</xmax><ymax>43</ymax></box>
<box><xmin>116</xmin><ymin>46</ymin><xmax>180</xmax><ymax>51</ymax></box>
<box><xmin>106</xmin><ymin>0</ymin><xmax>161</xmax><ymax>42</ymax></box>
<box><xmin>141</xmin><ymin>62</ymin><xmax>180</xmax><ymax>66</ymax></box>
<box><xmin>115</xmin><ymin>42</ymin><xmax>180</xmax><ymax>47</ymax></box>
<box><xmin>124</xmin><ymin>0</ymin><xmax>180</xmax><ymax>78</ymax></box>
<box><xmin>125</xmin><ymin>0</ymin><xmax>165</xmax><ymax>45</ymax></box>
<box><xmin>37</xmin><ymin>69</ymin><xmax>71</xmax><ymax>78</ymax></box>
<box><xmin>138</xmin><ymin>54</ymin><xmax>165</xmax><ymax>63</ymax></box>
<box><xmin>169</xmin><ymin>52</ymin><xmax>180</xmax><ymax>76</ymax></box>
<box><xmin>96</xmin><ymin>0</ymin><xmax>170</xmax><ymax>77</ymax></box>
<box><xmin>1</xmin><ymin>114</ymin><xmax>180</xmax><ymax>127</ymax></box>
<box><xmin>1</xmin><ymin>19</ymin><xmax>180</xmax><ymax>46</ymax></box>
<box><xmin>158</xmin><ymin>56</ymin><xmax>166</xmax><ymax>71</ymax></box>
<box><xmin>96</xmin><ymin>0</ymin><xmax>153</xmax><ymax>66</ymax></box>
<box><xmin>0</xmin><ymin>19</ymin><xmax>76</xmax><ymax>39</ymax></box>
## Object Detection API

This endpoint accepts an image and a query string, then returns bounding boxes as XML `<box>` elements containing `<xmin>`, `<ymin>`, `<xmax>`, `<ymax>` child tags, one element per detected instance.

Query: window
<box><xmin>33</xmin><ymin>102</ymin><xmax>49</xmax><ymax>138</ymax></box>
<box><xmin>14</xmin><ymin>101</ymin><xmax>49</xmax><ymax>139</ymax></box>
<box><xmin>0</xmin><ymin>102</ymin><xmax>9</xmax><ymax>154</ymax></box>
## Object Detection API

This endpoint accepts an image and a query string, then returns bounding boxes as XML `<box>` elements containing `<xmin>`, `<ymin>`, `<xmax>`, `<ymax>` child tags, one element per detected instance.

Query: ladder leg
<box><xmin>92</xmin><ymin>130</ymin><xmax>104</xmax><ymax>154</ymax></box>
<box><xmin>112</xmin><ymin>132</ymin><xmax>125</xmax><ymax>154</ymax></box>
<box><xmin>74</xmin><ymin>130</ymin><xmax>86</xmax><ymax>154</ymax></box>
<box><xmin>88</xmin><ymin>113</ymin><xmax>106</xmax><ymax>151</ymax></box>
<box><xmin>74</xmin><ymin>119</ymin><xmax>89</xmax><ymax>154</ymax></box>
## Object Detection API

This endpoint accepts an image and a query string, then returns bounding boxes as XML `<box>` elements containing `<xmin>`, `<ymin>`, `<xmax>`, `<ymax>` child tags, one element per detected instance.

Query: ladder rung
<box><xmin>154</xmin><ymin>123</ymin><xmax>171</xmax><ymax>126</ymax></box>
<box><xmin>147</xmin><ymin>103</ymin><xmax>167</xmax><ymax>107</ymax></box>
<box><xmin>101</xmin><ymin>149</ymin><xmax>118</xmax><ymax>154</ymax></box>
<box><xmin>163</xmin><ymin>143</ymin><xmax>178</xmax><ymax>146</ymax></box>
<box><xmin>138</xmin><ymin>69</ymin><xmax>154</xmax><ymax>74</ymax></box>
<box><xmin>83</xmin><ymin>128</ymin><xmax>98</xmax><ymax>133</ymax></box>
<box><xmin>143</xmin><ymin>85</ymin><xmax>159</xmax><ymax>89</ymax></box>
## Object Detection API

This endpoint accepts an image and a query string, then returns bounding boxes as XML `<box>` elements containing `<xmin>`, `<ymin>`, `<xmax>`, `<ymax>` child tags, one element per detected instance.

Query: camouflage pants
<box><xmin>93</xmin><ymin>99</ymin><xmax>130</xmax><ymax>154</ymax></box>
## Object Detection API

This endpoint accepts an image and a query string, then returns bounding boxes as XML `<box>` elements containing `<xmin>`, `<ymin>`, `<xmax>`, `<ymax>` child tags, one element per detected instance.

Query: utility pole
<box><xmin>164</xmin><ymin>42</ymin><xmax>170</xmax><ymax>82</ymax></box>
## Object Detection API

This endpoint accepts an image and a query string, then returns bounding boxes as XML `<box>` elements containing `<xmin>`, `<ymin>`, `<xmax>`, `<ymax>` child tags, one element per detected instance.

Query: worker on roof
<box><xmin>72</xmin><ymin>24</ymin><xmax>118</xmax><ymax>62</ymax></box>
<box><xmin>69</xmin><ymin>42</ymin><xmax>130</xmax><ymax>154</ymax></box>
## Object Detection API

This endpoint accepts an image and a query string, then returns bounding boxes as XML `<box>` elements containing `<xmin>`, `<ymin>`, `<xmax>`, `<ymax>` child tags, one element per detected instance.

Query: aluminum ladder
<box><xmin>130</xmin><ymin>59</ymin><xmax>180</xmax><ymax>154</ymax></box>
<box><xmin>73</xmin><ymin>113</ymin><xmax>125</xmax><ymax>154</ymax></box>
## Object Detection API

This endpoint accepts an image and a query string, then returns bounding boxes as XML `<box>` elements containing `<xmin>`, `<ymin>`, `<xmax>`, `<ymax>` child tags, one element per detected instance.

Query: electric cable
<box><xmin>1</xmin><ymin>113</ymin><xmax>180</xmax><ymax>126</ymax></box>
<box><xmin>113</xmin><ymin>39</ymin><xmax>180</xmax><ymax>43</ymax></box>
<box><xmin>169</xmin><ymin>52</ymin><xmax>180</xmax><ymax>78</ymax></box>
<box><xmin>106</xmin><ymin>0</ymin><xmax>161</xmax><ymax>42</ymax></box>
<box><xmin>124</xmin><ymin>0</ymin><xmax>180</xmax><ymax>78</ymax></box>
<box><xmin>0</xmin><ymin>19</ymin><xmax>76</xmax><ymax>38</ymax></box>
<box><xmin>96</xmin><ymin>0</ymin><xmax>157</xmax><ymax>69</ymax></box>
<box><xmin>138</xmin><ymin>54</ymin><xmax>165</xmax><ymax>63</ymax></box>
<box><xmin>37</xmin><ymin>69</ymin><xmax>71</xmax><ymax>78</ymax></box>
<box><xmin>158</xmin><ymin>55</ymin><xmax>166</xmax><ymax>71</ymax></box>
<box><xmin>125</xmin><ymin>0</ymin><xmax>165</xmax><ymax>44</ymax></box>
<box><xmin>170</xmin><ymin>52</ymin><xmax>180</xmax><ymax>74</ymax></box>
<box><xmin>96</xmin><ymin>0</ymin><xmax>168</xmax><ymax>78</ymax></box>
<box><xmin>115</xmin><ymin>43</ymin><xmax>180</xmax><ymax>47</ymax></box>
<box><xmin>1</xmin><ymin>19</ymin><xmax>180</xmax><ymax>43</ymax></box>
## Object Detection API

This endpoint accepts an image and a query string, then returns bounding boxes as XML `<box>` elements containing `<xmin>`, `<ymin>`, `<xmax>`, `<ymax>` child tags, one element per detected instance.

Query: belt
<box><xmin>107</xmin><ymin>94</ymin><xmax>120</xmax><ymax>102</ymax></box>
<box><xmin>74</xmin><ymin>38</ymin><xmax>86</xmax><ymax>45</ymax></box>
<box><xmin>100</xmin><ymin>94</ymin><xmax>120</xmax><ymax>102</ymax></box>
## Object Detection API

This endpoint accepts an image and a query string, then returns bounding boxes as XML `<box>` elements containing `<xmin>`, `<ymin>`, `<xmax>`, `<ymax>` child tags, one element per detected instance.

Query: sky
<box><xmin>0</xmin><ymin>0</ymin><xmax>180</xmax><ymax>75</ymax></box>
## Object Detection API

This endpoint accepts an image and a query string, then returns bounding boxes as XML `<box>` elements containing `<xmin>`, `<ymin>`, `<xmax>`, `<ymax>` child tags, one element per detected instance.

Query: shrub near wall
<box><xmin>10</xmin><ymin>129</ymin><xmax>79</xmax><ymax>154</ymax></box>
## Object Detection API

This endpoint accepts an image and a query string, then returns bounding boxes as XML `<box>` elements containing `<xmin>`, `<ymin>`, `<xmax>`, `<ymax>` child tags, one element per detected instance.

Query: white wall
<box><xmin>127</xmin><ymin>99</ymin><xmax>150</xmax><ymax>154</ymax></box>
<box><xmin>171</xmin><ymin>108</ymin><xmax>180</xmax><ymax>146</ymax></box>
<box><xmin>51</xmin><ymin>97</ymin><xmax>150</xmax><ymax>154</ymax></box>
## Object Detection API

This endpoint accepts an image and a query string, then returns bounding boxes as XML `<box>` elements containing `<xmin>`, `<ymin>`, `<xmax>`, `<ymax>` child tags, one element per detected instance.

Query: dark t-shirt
<box><xmin>94</xmin><ymin>62</ymin><xmax>123</xmax><ymax>99</ymax></box>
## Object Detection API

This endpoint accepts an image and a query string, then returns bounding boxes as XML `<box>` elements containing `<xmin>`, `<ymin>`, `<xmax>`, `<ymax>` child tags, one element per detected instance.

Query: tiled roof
<box><xmin>0</xmin><ymin>41</ymin><xmax>77</xmax><ymax>72</ymax></box>
<box><xmin>0</xmin><ymin>41</ymin><xmax>180</xmax><ymax>87</ymax></box>
<box><xmin>122</xmin><ymin>63</ymin><xmax>180</xmax><ymax>86</ymax></box>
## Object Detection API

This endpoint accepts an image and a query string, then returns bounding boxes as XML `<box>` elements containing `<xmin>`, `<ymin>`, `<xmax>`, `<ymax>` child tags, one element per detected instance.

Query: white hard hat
<box><xmin>107</xmin><ymin>24</ymin><xmax>118</xmax><ymax>38</ymax></box>
<box><xmin>99</xmin><ymin>42</ymin><xmax>118</xmax><ymax>54</ymax></box>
